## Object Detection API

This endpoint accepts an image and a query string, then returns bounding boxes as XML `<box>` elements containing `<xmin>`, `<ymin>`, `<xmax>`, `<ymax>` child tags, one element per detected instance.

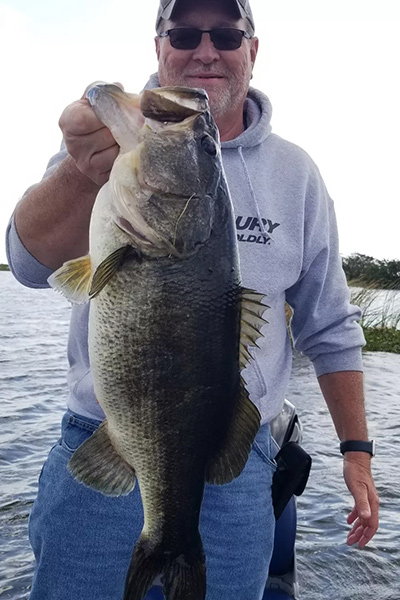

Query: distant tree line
<box><xmin>2</xmin><ymin>255</ymin><xmax>400</xmax><ymax>287</ymax></box>
<box><xmin>342</xmin><ymin>253</ymin><xmax>400</xmax><ymax>289</ymax></box>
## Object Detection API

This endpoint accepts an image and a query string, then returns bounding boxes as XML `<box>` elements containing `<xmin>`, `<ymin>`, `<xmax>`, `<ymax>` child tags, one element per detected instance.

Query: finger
<box><xmin>83</xmin><ymin>145</ymin><xmax>119</xmax><ymax>186</ymax></box>
<box><xmin>348</xmin><ymin>523</ymin><xmax>376</xmax><ymax>548</ymax></box>
<box><xmin>60</xmin><ymin>100</ymin><xmax>105</xmax><ymax>137</ymax></box>
<box><xmin>347</xmin><ymin>522</ymin><xmax>364</xmax><ymax>545</ymax></box>
<box><xmin>357</xmin><ymin>525</ymin><xmax>377</xmax><ymax>549</ymax></box>
<box><xmin>347</xmin><ymin>506</ymin><xmax>358</xmax><ymax>525</ymax></box>
<box><xmin>346</xmin><ymin>503</ymin><xmax>379</xmax><ymax>548</ymax></box>
<box><xmin>89</xmin><ymin>144</ymin><xmax>120</xmax><ymax>173</ymax></box>
<box><xmin>95</xmin><ymin>169</ymin><xmax>113</xmax><ymax>188</ymax></box>
<box><xmin>65</xmin><ymin>126</ymin><xmax>117</xmax><ymax>157</ymax></box>
<box><xmin>351</xmin><ymin>487</ymin><xmax>371</xmax><ymax>520</ymax></box>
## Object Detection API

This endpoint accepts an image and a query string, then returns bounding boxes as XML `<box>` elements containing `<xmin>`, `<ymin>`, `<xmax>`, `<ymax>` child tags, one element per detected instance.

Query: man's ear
<box><xmin>250</xmin><ymin>36</ymin><xmax>259</xmax><ymax>67</ymax></box>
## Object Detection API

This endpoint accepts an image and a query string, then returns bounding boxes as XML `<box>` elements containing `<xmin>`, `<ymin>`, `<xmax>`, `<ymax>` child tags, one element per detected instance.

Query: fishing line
<box><xmin>172</xmin><ymin>193</ymin><xmax>196</xmax><ymax>249</ymax></box>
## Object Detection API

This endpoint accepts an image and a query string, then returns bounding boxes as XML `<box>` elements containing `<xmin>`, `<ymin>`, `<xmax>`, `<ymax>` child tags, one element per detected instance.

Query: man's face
<box><xmin>155</xmin><ymin>0</ymin><xmax>258</xmax><ymax>119</ymax></box>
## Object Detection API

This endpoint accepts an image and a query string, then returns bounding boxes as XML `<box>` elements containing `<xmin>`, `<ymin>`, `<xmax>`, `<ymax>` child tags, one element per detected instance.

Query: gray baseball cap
<box><xmin>155</xmin><ymin>0</ymin><xmax>255</xmax><ymax>35</ymax></box>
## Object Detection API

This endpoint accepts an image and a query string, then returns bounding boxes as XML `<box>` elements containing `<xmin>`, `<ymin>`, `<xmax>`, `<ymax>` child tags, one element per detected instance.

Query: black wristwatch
<box><xmin>340</xmin><ymin>440</ymin><xmax>375</xmax><ymax>457</ymax></box>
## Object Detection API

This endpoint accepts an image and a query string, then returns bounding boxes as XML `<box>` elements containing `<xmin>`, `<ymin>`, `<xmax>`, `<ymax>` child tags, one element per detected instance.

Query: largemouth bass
<box><xmin>49</xmin><ymin>84</ymin><xmax>267</xmax><ymax>600</ymax></box>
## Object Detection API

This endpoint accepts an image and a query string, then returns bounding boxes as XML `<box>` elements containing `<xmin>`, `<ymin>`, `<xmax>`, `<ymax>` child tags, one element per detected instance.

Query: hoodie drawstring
<box><xmin>237</xmin><ymin>145</ymin><xmax>268</xmax><ymax>399</ymax></box>
<box><xmin>237</xmin><ymin>145</ymin><xmax>270</xmax><ymax>240</ymax></box>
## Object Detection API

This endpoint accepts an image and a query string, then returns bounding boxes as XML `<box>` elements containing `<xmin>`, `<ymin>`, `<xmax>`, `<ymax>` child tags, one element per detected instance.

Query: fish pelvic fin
<box><xmin>206</xmin><ymin>379</ymin><xmax>261</xmax><ymax>485</ymax></box>
<box><xmin>48</xmin><ymin>255</ymin><xmax>92</xmax><ymax>304</ymax></box>
<box><xmin>124</xmin><ymin>534</ymin><xmax>206</xmax><ymax>600</ymax></box>
<box><xmin>68</xmin><ymin>420</ymin><xmax>136</xmax><ymax>496</ymax></box>
<box><xmin>240</xmin><ymin>288</ymin><xmax>269</xmax><ymax>369</ymax></box>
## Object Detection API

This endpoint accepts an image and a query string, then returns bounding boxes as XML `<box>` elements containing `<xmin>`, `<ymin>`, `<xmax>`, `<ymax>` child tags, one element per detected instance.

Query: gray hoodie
<box><xmin>6</xmin><ymin>80</ymin><xmax>364</xmax><ymax>424</ymax></box>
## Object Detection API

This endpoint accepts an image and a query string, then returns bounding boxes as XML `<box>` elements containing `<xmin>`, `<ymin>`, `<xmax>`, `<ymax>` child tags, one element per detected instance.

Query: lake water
<box><xmin>1</xmin><ymin>271</ymin><xmax>399</xmax><ymax>599</ymax></box>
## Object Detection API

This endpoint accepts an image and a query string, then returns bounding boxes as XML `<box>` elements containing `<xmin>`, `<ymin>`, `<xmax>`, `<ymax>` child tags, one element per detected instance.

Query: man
<box><xmin>6</xmin><ymin>0</ymin><xmax>379</xmax><ymax>599</ymax></box>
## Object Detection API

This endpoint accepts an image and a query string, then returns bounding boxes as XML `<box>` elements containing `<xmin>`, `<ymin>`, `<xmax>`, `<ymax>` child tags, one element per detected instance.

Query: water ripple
<box><xmin>1</xmin><ymin>272</ymin><xmax>400</xmax><ymax>599</ymax></box>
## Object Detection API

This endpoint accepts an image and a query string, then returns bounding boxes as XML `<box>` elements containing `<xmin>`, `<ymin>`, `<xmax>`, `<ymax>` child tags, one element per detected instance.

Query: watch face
<box><xmin>371</xmin><ymin>440</ymin><xmax>376</xmax><ymax>456</ymax></box>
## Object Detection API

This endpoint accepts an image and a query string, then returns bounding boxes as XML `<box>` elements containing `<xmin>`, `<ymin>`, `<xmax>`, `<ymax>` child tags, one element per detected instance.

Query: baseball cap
<box><xmin>155</xmin><ymin>0</ymin><xmax>255</xmax><ymax>35</ymax></box>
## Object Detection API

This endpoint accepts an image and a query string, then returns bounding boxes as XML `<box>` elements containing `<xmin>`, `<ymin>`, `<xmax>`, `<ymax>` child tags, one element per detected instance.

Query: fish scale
<box><xmin>49</xmin><ymin>84</ymin><xmax>267</xmax><ymax>600</ymax></box>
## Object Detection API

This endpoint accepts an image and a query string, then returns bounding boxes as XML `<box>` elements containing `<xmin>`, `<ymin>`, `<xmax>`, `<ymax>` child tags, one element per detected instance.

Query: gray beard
<box><xmin>158</xmin><ymin>65</ymin><xmax>250</xmax><ymax>119</ymax></box>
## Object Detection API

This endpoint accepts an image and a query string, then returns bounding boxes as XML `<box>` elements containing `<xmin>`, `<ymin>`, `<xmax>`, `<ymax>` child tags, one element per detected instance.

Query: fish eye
<box><xmin>201</xmin><ymin>135</ymin><xmax>217</xmax><ymax>156</ymax></box>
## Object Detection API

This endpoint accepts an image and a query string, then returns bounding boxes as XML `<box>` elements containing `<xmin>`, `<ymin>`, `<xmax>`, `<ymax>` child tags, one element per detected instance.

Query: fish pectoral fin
<box><xmin>89</xmin><ymin>245</ymin><xmax>138</xmax><ymax>298</ymax></box>
<box><xmin>48</xmin><ymin>255</ymin><xmax>92</xmax><ymax>304</ymax></box>
<box><xmin>206</xmin><ymin>379</ymin><xmax>261</xmax><ymax>485</ymax></box>
<box><xmin>240</xmin><ymin>288</ymin><xmax>269</xmax><ymax>369</ymax></box>
<box><xmin>68</xmin><ymin>420</ymin><xmax>136</xmax><ymax>496</ymax></box>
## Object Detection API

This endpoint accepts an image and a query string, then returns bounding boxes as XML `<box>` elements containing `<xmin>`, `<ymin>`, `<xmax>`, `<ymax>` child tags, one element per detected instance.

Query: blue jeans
<box><xmin>29</xmin><ymin>411</ymin><xmax>276</xmax><ymax>600</ymax></box>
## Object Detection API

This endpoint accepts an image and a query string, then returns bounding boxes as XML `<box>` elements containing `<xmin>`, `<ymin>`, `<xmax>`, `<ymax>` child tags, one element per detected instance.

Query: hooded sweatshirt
<box><xmin>6</xmin><ymin>78</ymin><xmax>365</xmax><ymax>424</ymax></box>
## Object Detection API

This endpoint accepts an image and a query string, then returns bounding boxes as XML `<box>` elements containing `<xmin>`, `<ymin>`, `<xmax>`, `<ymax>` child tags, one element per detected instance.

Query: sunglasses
<box><xmin>159</xmin><ymin>28</ymin><xmax>252</xmax><ymax>51</ymax></box>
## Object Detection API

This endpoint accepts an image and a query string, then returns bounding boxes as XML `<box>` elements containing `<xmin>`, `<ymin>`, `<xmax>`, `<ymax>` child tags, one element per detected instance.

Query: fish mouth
<box><xmin>86</xmin><ymin>84</ymin><xmax>210</xmax><ymax>148</ymax></box>
<box><xmin>87</xmin><ymin>84</ymin><xmax>209</xmax><ymax>123</ymax></box>
<box><xmin>140</xmin><ymin>87</ymin><xmax>208</xmax><ymax>122</ymax></box>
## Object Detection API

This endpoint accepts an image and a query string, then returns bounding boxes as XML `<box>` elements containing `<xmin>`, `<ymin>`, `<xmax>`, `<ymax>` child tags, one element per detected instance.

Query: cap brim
<box><xmin>157</xmin><ymin>0</ymin><xmax>253</xmax><ymax>33</ymax></box>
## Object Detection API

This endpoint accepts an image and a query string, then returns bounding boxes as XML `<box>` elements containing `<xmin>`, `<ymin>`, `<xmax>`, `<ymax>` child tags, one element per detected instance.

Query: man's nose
<box><xmin>192</xmin><ymin>33</ymin><xmax>220</xmax><ymax>63</ymax></box>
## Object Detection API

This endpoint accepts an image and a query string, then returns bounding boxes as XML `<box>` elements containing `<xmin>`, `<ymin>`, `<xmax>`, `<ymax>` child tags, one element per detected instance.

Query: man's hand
<box><xmin>15</xmin><ymin>81</ymin><xmax>125</xmax><ymax>269</ymax></box>
<box><xmin>343</xmin><ymin>453</ymin><xmax>379</xmax><ymax>548</ymax></box>
<box><xmin>59</xmin><ymin>83</ymin><xmax>122</xmax><ymax>186</ymax></box>
<box><xmin>318</xmin><ymin>371</ymin><xmax>379</xmax><ymax>547</ymax></box>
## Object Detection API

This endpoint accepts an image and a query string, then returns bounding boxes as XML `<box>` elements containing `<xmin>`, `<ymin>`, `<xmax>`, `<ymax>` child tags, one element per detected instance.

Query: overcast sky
<box><xmin>1</xmin><ymin>0</ymin><xmax>399</xmax><ymax>264</ymax></box>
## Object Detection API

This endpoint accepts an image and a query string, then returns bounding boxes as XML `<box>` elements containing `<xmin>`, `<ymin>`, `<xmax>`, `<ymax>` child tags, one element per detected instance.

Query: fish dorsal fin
<box><xmin>206</xmin><ymin>379</ymin><xmax>261</xmax><ymax>484</ymax></box>
<box><xmin>48</xmin><ymin>255</ymin><xmax>92</xmax><ymax>304</ymax></box>
<box><xmin>89</xmin><ymin>245</ymin><xmax>134</xmax><ymax>298</ymax></box>
<box><xmin>240</xmin><ymin>288</ymin><xmax>268</xmax><ymax>369</ymax></box>
<box><xmin>68</xmin><ymin>420</ymin><xmax>136</xmax><ymax>496</ymax></box>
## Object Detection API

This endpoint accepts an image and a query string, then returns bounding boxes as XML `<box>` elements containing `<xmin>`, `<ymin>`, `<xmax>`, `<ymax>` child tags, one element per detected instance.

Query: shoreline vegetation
<box><xmin>343</xmin><ymin>254</ymin><xmax>400</xmax><ymax>354</ymax></box>
<box><xmin>342</xmin><ymin>253</ymin><xmax>400</xmax><ymax>290</ymax></box>
<box><xmin>350</xmin><ymin>287</ymin><xmax>400</xmax><ymax>354</ymax></box>
<box><xmin>2</xmin><ymin>253</ymin><xmax>400</xmax><ymax>353</ymax></box>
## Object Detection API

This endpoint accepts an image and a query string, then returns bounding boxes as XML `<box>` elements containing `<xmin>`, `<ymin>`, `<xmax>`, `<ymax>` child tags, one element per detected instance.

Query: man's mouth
<box><xmin>186</xmin><ymin>74</ymin><xmax>224</xmax><ymax>80</ymax></box>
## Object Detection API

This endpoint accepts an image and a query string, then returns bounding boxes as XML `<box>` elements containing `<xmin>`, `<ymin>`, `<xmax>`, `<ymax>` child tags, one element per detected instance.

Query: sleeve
<box><xmin>285</xmin><ymin>165</ymin><xmax>365</xmax><ymax>377</ymax></box>
<box><xmin>5</xmin><ymin>143</ymin><xmax>68</xmax><ymax>289</ymax></box>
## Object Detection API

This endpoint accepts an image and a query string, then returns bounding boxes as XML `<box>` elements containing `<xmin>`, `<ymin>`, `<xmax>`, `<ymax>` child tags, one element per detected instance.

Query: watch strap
<box><xmin>340</xmin><ymin>440</ymin><xmax>375</xmax><ymax>456</ymax></box>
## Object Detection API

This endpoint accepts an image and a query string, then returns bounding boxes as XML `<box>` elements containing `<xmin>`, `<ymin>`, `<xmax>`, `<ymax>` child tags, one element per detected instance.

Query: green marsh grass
<box><xmin>351</xmin><ymin>284</ymin><xmax>400</xmax><ymax>353</ymax></box>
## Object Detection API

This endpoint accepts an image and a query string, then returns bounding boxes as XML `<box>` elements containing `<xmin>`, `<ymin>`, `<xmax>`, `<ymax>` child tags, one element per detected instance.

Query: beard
<box><xmin>158</xmin><ymin>61</ymin><xmax>251</xmax><ymax>119</ymax></box>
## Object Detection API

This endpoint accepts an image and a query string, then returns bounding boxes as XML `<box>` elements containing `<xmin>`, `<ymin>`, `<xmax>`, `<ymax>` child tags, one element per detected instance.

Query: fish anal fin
<box><xmin>206</xmin><ymin>380</ymin><xmax>261</xmax><ymax>485</ymax></box>
<box><xmin>89</xmin><ymin>246</ymin><xmax>139</xmax><ymax>298</ymax></box>
<box><xmin>68</xmin><ymin>420</ymin><xmax>136</xmax><ymax>496</ymax></box>
<box><xmin>240</xmin><ymin>287</ymin><xmax>269</xmax><ymax>368</ymax></box>
<box><xmin>48</xmin><ymin>255</ymin><xmax>92</xmax><ymax>304</ymax></box>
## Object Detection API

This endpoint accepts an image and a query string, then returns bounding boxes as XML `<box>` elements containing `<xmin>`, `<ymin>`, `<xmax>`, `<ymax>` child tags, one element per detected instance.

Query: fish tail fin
<box><xmin>124</xmin><ymin>534</ymin><xmax>206</xmax><ymax>600</ymax></box>
<box><xmin>162</xmin><ymin>551</ymin><xmax>206</xmax><ymax>600</ymax></box>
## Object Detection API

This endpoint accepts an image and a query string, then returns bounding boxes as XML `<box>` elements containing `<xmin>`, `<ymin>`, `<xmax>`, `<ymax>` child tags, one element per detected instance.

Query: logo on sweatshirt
<box><xmin>236</xmin><ymin>216</ymin><xmax>280</xmax><ymax>245</ymax></box>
